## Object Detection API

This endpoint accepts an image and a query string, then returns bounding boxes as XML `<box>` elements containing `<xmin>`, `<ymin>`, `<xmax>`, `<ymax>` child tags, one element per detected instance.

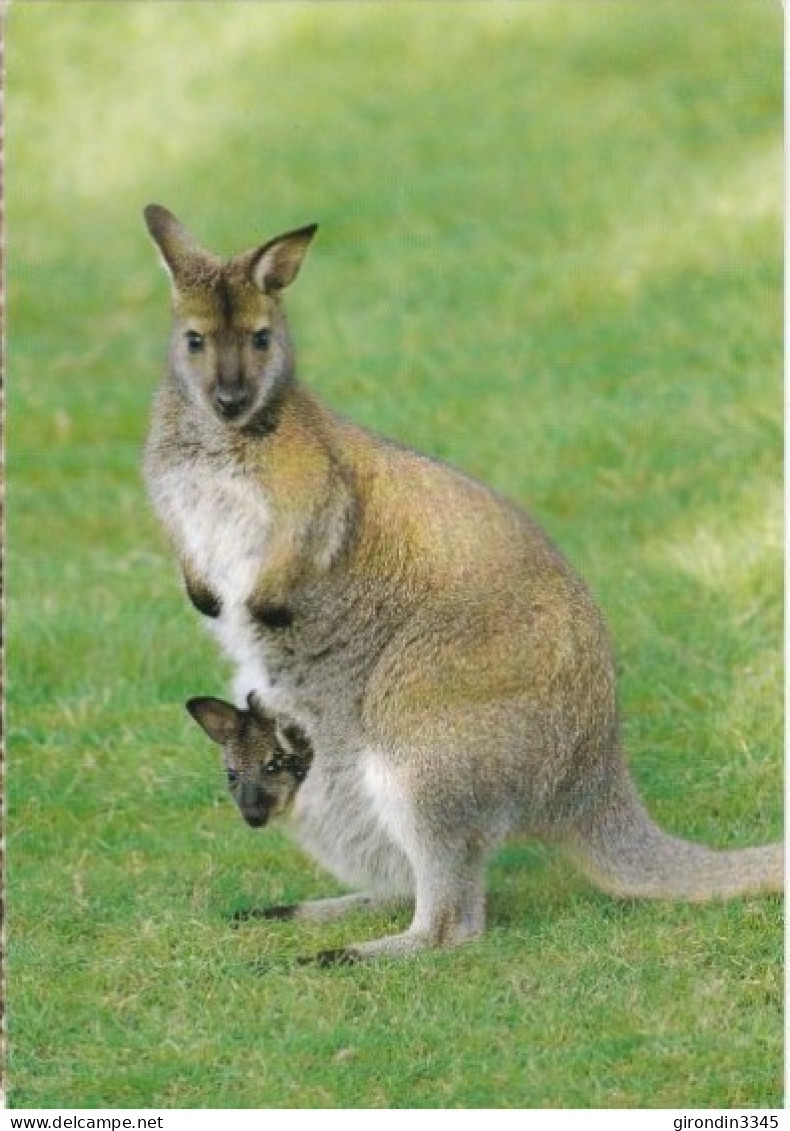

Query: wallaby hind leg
<box><xmin>311</xmin><ymin>844</ymin><xmax>487</xmax><ymax>964</ymax></box>
<box><xmin>232</xmin><ymin>892</ymin><xmax>386</xmax><ymax>923</ymax></box>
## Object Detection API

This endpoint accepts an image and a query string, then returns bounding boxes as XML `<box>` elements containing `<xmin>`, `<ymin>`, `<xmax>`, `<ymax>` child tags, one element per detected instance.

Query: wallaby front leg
<box><xmin>180</xmin><ymin>558</ymin><xmax>222</xmax><ymax>620</ymax></box>
<box><xmin>312</xmin><ymin>848</ymin><xmax>487</xmax><ymax>963</ymax></box>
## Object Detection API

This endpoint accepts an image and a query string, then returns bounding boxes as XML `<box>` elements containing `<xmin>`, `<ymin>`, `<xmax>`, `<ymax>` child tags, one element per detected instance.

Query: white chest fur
<box><xmin>151</xmin><ymin>463</ymin><xmax>277</xmax><ymax>705</ymax></box>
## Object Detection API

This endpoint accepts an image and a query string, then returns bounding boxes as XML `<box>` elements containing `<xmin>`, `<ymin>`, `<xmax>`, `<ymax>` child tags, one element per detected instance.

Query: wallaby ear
<box><xmin>249</xmin><ymin>224</ymin><xmax>318</xmax><ymax>294</ymax></box>
<box><xmin>245</xmin><ymin>691</ymin><xmax>276</xmax><ymax>725</ymax></box>
<box><xmin>186</xmin><ymin>697</ymin><xmax>241</xmax><ymax>745</ymax></box>
<box><xmin>143</xmin><ymin>204</ymin><xmax>217</xmax><ymax>286</ymax></box>
<box><xmin>275</xmin><ymin>719</ymin><xmax>313</xmax><ymax>762</ymax></box>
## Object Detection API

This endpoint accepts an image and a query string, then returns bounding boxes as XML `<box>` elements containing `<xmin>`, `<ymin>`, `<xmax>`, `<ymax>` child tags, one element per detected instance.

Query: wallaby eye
<box><xmin>226</xmin><ymin>768</ymin><xmax>238</xmax><ymax>786</ymax></box>
<box><xmin>185</xmin><ymin>331</ymin><xmax>205</xmax><ymax>353</ymax></box>
<box><xmin>265</xmin><ymin>759</ymin><xmax>281</xmax><ymax>774</ymax></box>
<box><xmin>251</xmin><ymin>328</ymin><xmax>271</xmax><ymax>351</ymax></box>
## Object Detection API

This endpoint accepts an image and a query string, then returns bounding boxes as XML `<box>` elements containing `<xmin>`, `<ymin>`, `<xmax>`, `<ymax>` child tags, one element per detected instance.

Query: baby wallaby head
<box><xmin>186</xmin><ymin>692</ymin><xmax>313</xmax><ymax>828</ymax></box>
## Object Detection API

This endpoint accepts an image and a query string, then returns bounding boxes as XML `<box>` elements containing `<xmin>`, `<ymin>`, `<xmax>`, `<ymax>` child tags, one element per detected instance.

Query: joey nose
<box><xmin>239</xmin><ymin>786</ymin><xmax>273</xmax><ymax>828</ymax></box>
<box><xmin>243</xmin><ymin>804</ymin><xmax>272</xmax><ymax>828</ymax></box>
<box><xmin>244</xmin><ymin>813</ymin><xmax>268</xmax><ymax>828</ymax></box>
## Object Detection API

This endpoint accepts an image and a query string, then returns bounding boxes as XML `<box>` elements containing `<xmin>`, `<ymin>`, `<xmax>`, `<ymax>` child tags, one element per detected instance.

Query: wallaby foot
<box><xmin>231</xmin><ymin>904</ymin><xmax>297</xmax><ymax>924</ymax></box>
<box><xmin>232</xmin><ymin>891</ymin><xmax>383</xmax><ymax>925</ymax></box>
<box><xmin>303</xmin><ymin>917</ymin><xmax>485</xmax><ymax>965</ymax></box>
<box><xmin>299</xmin><ymin>947</ymin><xmax>362</xmax><ymax>967</ymax></box>
<box><xmin>302</xmin><ymin>849</ymin><xmax>488</xmax><ymax>964</ymax></box>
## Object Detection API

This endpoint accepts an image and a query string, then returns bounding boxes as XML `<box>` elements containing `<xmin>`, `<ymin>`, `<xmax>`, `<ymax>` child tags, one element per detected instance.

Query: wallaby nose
<box><xmin>240</xmin><ymin>785</ymin><xmax>273</xmax><ymax>828</ymax></box>
<box><xmin>214</xmin><ymin>385</ymin><xmax>250</xmax><ymax>419</ymax></box>
<box><xmin>243</xmin><ymin>803</ymin><xmax>272</xmax><ymax>828</ymax></box>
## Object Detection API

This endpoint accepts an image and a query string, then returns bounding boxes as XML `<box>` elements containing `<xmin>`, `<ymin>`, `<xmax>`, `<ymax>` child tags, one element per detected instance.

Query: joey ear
<box><xmin>275</xmin><ymin>719</ymin><xmax>314</xmax><ymax>762</ymax></box>
<box><xmin>143</xmin><ymin>204</ymin><xmax>218</xmax><ymax>286</ymax></box>
<box><xmin>249</xmin><ymin>224</ymin><xmax>318</xmax><ymax>294</ymax></box>
<box><xmin>245</xmin><ymin>691</ymin><xmax>276</xmax><ymax>725</ymax></box>
<box><xmin>186</xmin><ymin>697</ymin><xmax>241</xmax><ymax>745</ymax></box>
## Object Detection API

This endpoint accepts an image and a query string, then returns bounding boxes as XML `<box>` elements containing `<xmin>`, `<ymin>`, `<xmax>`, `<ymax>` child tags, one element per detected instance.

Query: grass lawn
<box><xmin>6</xmin><ymin>0</ymin><xmax>783</xmax><ymax>1110</ymax></box>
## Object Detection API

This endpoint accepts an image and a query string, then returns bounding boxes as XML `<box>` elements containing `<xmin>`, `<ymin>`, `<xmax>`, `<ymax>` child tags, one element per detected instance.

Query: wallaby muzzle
<box><xmin>213</xmin><ymin>347</ymin><xmax>253</xmax><ymax>420</ymax></box>
<box><xmin>213</xmin><ymin>383</ymin><xmax>251</xmax><ymax>420</ymax></box>
<box><xmin>237</xmin><ymin>784</ymin><xmax>275</xmax><ymax>828</ymax></box>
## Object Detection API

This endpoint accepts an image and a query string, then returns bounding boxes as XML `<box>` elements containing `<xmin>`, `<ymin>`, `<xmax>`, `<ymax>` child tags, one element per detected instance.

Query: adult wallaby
<box><xmin>143</xmin><ymin>204</ymin><xmax>782</xmax><ymax>963</ymax></box>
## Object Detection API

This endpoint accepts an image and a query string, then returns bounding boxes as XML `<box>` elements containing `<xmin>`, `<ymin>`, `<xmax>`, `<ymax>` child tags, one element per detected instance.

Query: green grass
<box><xmin>6</xmin><ymin>0</ymin><xmax>782</xmax><ymax>1110</ymax></box>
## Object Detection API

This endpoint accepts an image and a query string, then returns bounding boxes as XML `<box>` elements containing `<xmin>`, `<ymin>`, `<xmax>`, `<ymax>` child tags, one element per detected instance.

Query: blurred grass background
<box><xmin>6</xmin><ymin>0</ymin><xmax>782</xmax><ymax>1109</ymax></box>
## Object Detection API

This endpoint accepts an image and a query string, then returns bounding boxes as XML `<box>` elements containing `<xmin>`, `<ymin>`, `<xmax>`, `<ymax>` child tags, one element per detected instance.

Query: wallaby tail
<box><xmin>564</xmin><ymin>771</ymin><xmax>783</xmax><ymax>902</ymax></box>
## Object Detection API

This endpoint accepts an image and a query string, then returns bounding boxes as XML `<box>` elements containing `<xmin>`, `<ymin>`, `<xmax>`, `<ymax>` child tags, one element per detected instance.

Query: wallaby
<box><xmin>143</xmin><ymin>204</ymin><xmax>782</xmax><ymax>963</ymax></box>
<box><xmin>186</xmin><ymin>692</ymin><xmax>313</xmax><ymax>829</ymax></box>
<box><xmin>186</xmin><ymin>692</ymin><xmax>355</xmax><ymax>930</ymax></box>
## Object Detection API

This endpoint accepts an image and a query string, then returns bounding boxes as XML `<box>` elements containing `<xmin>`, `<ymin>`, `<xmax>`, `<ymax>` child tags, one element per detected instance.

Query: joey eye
<box><xmin>185</xmin><ymin>331</ymin><xmax>205</xmax><ymax>353</ymax></box>
<box><xmin>265</xmin><ymin>759</ymin><xmax>281</xmax><ymax>774</ymax></box>
<box><xmin>251</xmin><ymin>328</ymin><xmax>271</xmax><ymax>351</ymax></box>
<box><xmin>226</xmin><ymin>768</ymin><xmax>238</xmax><ymax>786</ymax></box>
